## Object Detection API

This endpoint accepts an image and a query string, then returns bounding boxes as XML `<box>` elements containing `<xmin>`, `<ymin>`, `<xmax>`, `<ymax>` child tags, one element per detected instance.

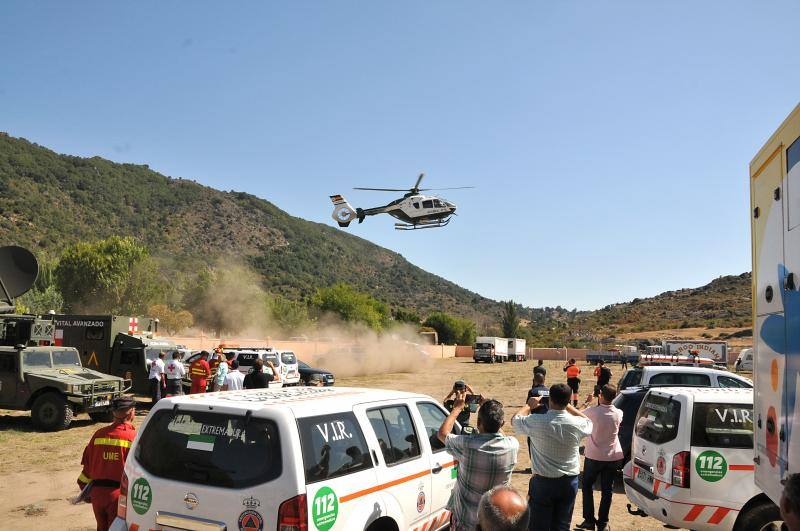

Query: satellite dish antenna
<box><xmin>0</xmin><ymin>246</ymin><xmax>39</xmax><ymax>313</ymax></box>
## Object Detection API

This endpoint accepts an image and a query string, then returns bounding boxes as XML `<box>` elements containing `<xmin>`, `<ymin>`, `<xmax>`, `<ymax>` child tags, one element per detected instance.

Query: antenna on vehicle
<box><xmin>0</xmin><ymin>246</ymin><xmax>39</xmax><ymax>314</ymax></box>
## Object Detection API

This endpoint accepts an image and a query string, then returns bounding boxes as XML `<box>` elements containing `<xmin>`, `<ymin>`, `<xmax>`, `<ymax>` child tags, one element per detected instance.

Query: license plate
<box><xmin>637</xmin><ymin>467</ymin><xmax>653</xmax><ymax>485</ymax></box>
<box><xmin>93</xmin><ymin>400</ymin><xmax>110</xmax><ymax>408</ymax></box>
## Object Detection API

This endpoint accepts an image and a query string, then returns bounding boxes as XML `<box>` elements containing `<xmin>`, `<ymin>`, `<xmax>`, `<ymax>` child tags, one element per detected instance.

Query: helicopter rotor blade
<box><xmin>412</xmin><ymin>173</ymin><xmax>425</xmax><ymax>192</ymax></box>
<box><xmin>353</xmin><ymin>187</ymin><xmax>411</xmax><ymax>192</ymax></box>
<box><xmin>418</xmin><ymin>186</ymin><xmax>476</xmax><ymax>191</ymax></box>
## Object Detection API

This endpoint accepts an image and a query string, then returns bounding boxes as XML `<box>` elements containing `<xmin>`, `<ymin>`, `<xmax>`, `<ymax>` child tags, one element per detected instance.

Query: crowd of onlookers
<box><xmin>436</xmin><ymin>359</ymin><xmax>621</xmax><ymax>531</ymax></box>
<box><xmin>145</xmin><ymin>350</ymin><xmax>293</xmax><ymax>404</ymax></box>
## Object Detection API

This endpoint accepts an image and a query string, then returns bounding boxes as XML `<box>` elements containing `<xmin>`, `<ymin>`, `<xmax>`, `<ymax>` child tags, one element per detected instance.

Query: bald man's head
<box><xmin>477</xmin><ymin>485</ymin><xmax>530</xmax><ymax>531</ymax></box>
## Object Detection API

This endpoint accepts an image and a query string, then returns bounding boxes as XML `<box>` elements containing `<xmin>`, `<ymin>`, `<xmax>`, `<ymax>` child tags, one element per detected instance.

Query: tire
<box><xmin>734</xmin><ymin>501</ymin><xmax>782</xmax><ymax>531</ymax></box>
<box><xmin>31</xmin><ymin>392</ymin><xmax>73</xmax><ymax>431</ymax></box>
<box><xmin>89</xmin><ymin>410</ymin><xmax>114</xmax><ymax>423</ymax></box>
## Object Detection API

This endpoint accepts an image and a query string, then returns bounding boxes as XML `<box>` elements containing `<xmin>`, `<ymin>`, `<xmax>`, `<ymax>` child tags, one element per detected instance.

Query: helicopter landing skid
<box><xmin>394</xmin><ymin>218</ymin><xmax>452</xmax><ymax>230</ymax></box>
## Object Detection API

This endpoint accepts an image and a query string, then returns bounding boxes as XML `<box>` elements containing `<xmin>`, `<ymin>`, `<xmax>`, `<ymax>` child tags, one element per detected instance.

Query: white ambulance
<box><xmin>110</xmin><ymin>387</ymin><xmax>458</xmax><ymax>531</ymax></box>
<box><xmin>623</xmin><ymin>387</ymin><xmax>780</xmax><ymax>531</ymax></box>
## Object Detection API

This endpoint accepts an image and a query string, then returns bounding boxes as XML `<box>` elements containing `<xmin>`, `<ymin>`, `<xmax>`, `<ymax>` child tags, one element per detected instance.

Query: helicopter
<box><xmin>330</xmin><ymin>173</ymin><xmax>473</xmax><ymax>230</ymax></box>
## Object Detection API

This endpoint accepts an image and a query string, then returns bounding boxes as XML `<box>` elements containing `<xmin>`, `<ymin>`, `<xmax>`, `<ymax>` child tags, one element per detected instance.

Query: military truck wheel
<box><xmin>32</xmin><ymin>393</ymin><xmax>73</xmax><ymax>431</ymax></box>
<box><xmin>89</xmin><ymin>410</ymin><xmax>114</xmax><ymax>423</ymax></box>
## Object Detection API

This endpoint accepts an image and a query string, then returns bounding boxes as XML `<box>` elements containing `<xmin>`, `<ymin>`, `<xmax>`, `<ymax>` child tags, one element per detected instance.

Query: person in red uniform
<box><xmin>189</xmin><ymin>351</ymin><xmax>212</xmax><ymax>394</ymax></box>
<box><xmin>77</xmin><ymin>397</ymin><xmax>137</xmax><ymax>531</ymax></box>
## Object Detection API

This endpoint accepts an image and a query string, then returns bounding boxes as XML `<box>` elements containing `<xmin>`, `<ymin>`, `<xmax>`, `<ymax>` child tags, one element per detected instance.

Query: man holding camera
<box><xmin>438</xmin><ymin>383</ymin><xmax>519</xmax><ymax>531</ymax></box>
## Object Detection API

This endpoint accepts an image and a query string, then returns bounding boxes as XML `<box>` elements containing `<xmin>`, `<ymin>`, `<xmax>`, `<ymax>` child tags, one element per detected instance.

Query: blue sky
<box><xmin>2</xmin><ymin>1</ymin><xmax>799</xmax><ymax>310</ymax></box>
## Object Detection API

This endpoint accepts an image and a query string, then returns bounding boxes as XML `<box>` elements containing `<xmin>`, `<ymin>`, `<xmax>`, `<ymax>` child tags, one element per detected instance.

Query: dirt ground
<box><xmin>0</xmin><ymin>359</ymin><xmax>670</xmax><ymax>530</ymax></box>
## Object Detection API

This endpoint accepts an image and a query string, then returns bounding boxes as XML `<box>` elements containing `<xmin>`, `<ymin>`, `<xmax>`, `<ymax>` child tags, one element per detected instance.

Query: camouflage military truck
<box><xmin>0</xmin><ymin>316</ymin><xmax>131</xmax><ymax>431</ymax></box>
<box><xmin>0</xmin><ymin>246</ymin><xmax>131</xmax><ymax>431</ymax></box>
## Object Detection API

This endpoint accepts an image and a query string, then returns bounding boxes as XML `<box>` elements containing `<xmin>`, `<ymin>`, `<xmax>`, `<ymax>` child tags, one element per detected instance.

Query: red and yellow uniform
<box><xmin>190</xmin><ymin>357</ymin><xmax>211</xmax><ymax>394</ymax></box>
<box><xmin>77</xmin><ymin>421</ymin><xmax>136</xmax><ymax>531</ymax></box>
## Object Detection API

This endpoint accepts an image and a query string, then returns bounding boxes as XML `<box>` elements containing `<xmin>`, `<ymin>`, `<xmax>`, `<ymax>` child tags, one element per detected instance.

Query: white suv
<box><xmin>623</xmin><ymin>387</ymin><xmax>779</xmax><ymax>531</ymax></box>
<box><xmin>618</xmin><ymin>365</ymin><xmax>752</xmax><ymax>390</ymax></box>
<box><xmin>110</xmin><ymin>387</ymin><xmax>458</xmax><ymax>531</ymax></box>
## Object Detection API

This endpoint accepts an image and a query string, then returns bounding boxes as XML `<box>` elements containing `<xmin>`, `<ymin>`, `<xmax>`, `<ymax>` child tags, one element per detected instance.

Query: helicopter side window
<box><xmin>422</xmin><ymin>200</ymin><xmax>433</xmax><ymax>208</ymax></box>
<box><xmin>413</xmin><ymin>202</ymin><xmax>420</xmax><ymax>209</ymax></box>
<box><xmin>433</xmin><ymin>199</ymin><xmax>444</xmax><ymax>207</ymax></box>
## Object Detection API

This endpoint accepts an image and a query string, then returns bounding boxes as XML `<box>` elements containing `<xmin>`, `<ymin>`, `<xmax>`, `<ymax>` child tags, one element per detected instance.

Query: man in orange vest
<box><xmin>77</xmin><ymin>397</ymin><xmax>137</xmax><ymax>531</ymax></box>
<box><xmin>563</xmin><ymin>358</ymin><xmax>581</xmax><ymax>407</ymax></box>
<box><xmin>190</xmin><ymin>351</ymin><xmax>212</xmax><ymax>394</ymax></box>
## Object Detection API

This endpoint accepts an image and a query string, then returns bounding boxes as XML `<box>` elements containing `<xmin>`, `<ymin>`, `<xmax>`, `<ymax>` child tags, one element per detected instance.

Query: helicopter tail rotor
<box><xmin>330</xmin><ymin>195</ymin><xmax>358</xmax><ymax>227</ymax></box>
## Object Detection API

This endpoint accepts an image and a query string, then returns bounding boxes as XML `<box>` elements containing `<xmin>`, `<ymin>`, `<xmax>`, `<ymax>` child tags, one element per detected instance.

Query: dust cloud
<box><xmin>183</xmin><ymin>263</ymin><xmax>433</xmax><ymax>377</ymax></box>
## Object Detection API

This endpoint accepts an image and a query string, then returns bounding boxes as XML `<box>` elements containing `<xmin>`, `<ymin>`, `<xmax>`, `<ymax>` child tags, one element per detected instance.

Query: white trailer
<box><xmin>662</xmin><ymin>339</ymin><xmax>728</xmax><ymax>363</ymax></box>
<box><xmin>507</xmin><ymin>338</ymin><xmax>526</xmax><ymax>362</ymax></box>
<box><xmin>750</xmin><ymin>104</ymin><xmax>800</xmax><ymax>505</ymax></box>
<box><xmin>473</xmin><ymin>337</ymin><xmax>508</xmax><ymax>363</ymax></box>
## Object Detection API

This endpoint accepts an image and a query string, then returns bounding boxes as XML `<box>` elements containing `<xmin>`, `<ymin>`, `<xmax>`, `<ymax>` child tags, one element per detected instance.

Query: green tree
<box><xmin>392</xmin><ymin>307</ymin><xmax>422</xmax><ymax>325</ymax></box>
<box><xmin>501</xmin><ymin>300</ymin><xmax>520</xmax><ymax>338</ymax></box>
<box><xmin>55</xmin><ymin>237</ymin><xmax>165</xmax><ymax>313</ymax></box>
<box><xmin>311</xmin><ymin>283</ymin><xmax>390</xmax><ymax>331</ymax></box>
<box><xmin>148</xmin><ymin>304</ymin><xmax>195</xmax><ymax>335</ymax></box>
<box><xmin>269</xmin><ymin>295</ymin><xmax>311</xmax><ymax>335</ymax></box>
<box><xmin>423</xmin><ymin>312</ymin><xmax>476</xmax><ymax>345</ymax></box>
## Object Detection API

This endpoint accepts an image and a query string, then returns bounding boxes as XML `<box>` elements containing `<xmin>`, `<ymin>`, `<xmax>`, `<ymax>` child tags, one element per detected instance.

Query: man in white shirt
<box><xmin>165</xmin><ymin>351</ymin><xmax>186</xmax><ymax>396</ymax></box>
<box><xmin>512</xmin><ymin>383</ymin><xmax>593</xmax><ymax>531</ymax></box>
<box><xmin>223</xmin><ymin>360</ymin><xmax>245</xmax><ymax>391</ymax></box>
<box><xmin>148</xmin><ymin>351</ymin><xmax>166</xmax><ymax>405</ymax></box>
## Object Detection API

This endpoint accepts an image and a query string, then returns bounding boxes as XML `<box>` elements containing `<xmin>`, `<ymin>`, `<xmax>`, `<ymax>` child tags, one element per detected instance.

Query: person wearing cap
<box><xmin>189</xmin><ymin>351</ymin><xmax>212</xmax><ymax>394</ymax></box>
<box><xmin>77</xmin><ymin>397</ymin><xmax>137</xmax><ymax>531</ymax></box>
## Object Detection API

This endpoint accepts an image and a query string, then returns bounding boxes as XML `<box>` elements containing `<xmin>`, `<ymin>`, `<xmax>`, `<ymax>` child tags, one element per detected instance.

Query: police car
<box><xmin>110</xmin><ymin>387</ymin><xmax>458</xmax><ymax>531</ymax></box>
<box><xmin>623</xmin><ymin>387</ymin><xmax>780</xmax><ymax>531</ymax></box>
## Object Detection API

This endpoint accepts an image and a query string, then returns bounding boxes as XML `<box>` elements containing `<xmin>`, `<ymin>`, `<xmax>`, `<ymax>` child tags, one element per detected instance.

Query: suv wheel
<box><xmin>735</xmin><ymin>501</ymin><xmax>782</xmax><ymax>531</ymax></box>
<box><xmin>32</xmin><ymin>393</ymin><xmax>73</xmax><ymax>431</ymax></box>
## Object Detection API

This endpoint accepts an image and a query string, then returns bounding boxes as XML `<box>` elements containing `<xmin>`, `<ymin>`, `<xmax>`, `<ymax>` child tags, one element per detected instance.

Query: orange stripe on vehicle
<box><xmin>708</xmin><ymin>507</ymin><xmax>732</xmax><ymax>524</ymax></box>
<box><xmin>340</xmin><ymin>469</ymin><xmax>431</xmax><ymax>503</ymax></box>
<box><xmin>129</xmin><ymin>525</ymin><xmax>139</xmax><ymax>531</ymax></box>
<box><xmin>653</xmin><ymin>479</ymin><xmax>661</xmax><ymax>494</ymax></box>
<box><xmin>728</xmin><ymin>464</ymin><xmax>755</xmax><ymax>471</ymax></box>
<box><xmin>684</xmin><ymin>504</ymin><xmax>706</xmax><ymax>522</ymax></box>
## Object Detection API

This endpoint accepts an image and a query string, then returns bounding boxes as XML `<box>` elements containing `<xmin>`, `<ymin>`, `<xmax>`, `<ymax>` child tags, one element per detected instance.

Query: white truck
<box><xmin>662</xmin><ymin>340</ymin><xmax>728</xmax><ymax>364</ymax></box>
<box><xmin>473</xmin><ymin>336</ymin><xmax>508</xmax><ymax>363</ymax></box>
<box><xmin>750</xmin><ymin>103</ymin><xmax>800</xmax><ymax>507</ymax></box>
<box><xmin>507</xmin><ymin>338</ymin><xmax>526</xmax><ymax>362</ymax></box>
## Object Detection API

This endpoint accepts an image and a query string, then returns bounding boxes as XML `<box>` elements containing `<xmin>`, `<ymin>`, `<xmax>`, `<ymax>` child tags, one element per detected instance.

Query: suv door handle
<box><xmin>432</xmin><ymin>463</ymin><xmax>443</xmax><ymax>474</ymax></box>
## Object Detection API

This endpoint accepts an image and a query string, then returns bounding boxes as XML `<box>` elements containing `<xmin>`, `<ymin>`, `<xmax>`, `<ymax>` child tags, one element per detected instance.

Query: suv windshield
<box><xmin>136</xmin><ymin>410</ymin><xmax>281</xmax><ymax>488</ymax></box>
<box><xmin>22</xmin><ymin>350</ymin><xmax>52</xmax><ymax>368</ymax></box>
<box><xmin>692</xmin><ymin>403</ymin><xmax>753</xmax><ymax>448</ymax></box>
<box><xmin>52</xmin><ymin>350</ymin><xmax>81</xmax><ymax>367</ymax></box>
<box><xmin>635</xmin><ymin>393</ymin><xmax>681</xmax><ymax>444</ymax></box>
<box><xmin>281</xmin><ymin>352</ymin><xmax>296</xmax><ymax>364</ymax></box>
<box><xmin>619</xmin><ymin>368</ymin><xmax>643</xmax><ymax>389</ymax></box>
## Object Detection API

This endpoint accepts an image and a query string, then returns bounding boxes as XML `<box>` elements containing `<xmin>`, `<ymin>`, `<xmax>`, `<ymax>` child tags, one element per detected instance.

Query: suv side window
<box><xmin>298</xmin><ymin>412</ymin><xmax>373</xmax><ymax>483</ymax></box>
<box><xmin>367</xmin><ymin>405</ymin><xmax>421</xmax><ymax>465</ymax></box>
<box><xmin>619</xmin><ymin>369</ymin><xmax>642</xmax><ymax>389</ymax></box>
<box><xmin>692</xmin><ymin>403</ymin><xmax>753</xmax><ymax>448</ymax></box>
<box><xmin>649</xmin><ymin>373</ymin><xmax>711</xmax><ymax>386</ymax></box>
<box><xmin>635</xmin><ymin>394</ymin><xmax>681</xmax><ymax>444</ymax></box>
<box><xmin>416</xmin><ymin>402</ymin><xmax>452</xmax><ymax>452</ymax></box>
<box><xmin>718</xmin><ymin>376</ymin><xmax>751</xmax><ymax>389</ymax></box>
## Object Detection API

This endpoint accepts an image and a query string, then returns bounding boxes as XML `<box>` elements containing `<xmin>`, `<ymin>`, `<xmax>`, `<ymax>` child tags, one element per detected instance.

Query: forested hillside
<box><xmin>0</xmin><ymin>133</ymin><xmax>498</xmax><ymax>322</ymax></box>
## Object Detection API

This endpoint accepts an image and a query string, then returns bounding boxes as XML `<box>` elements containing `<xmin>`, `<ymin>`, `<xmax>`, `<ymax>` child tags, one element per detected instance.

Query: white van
<box><xmin>110</xmin><ymin>387</ymin><xmax>457</xmax><ymax>531</ymax></box>
<box><xmin>623</xmin><ymin>387</ymin><xmax>779</xmax><ymax>531</ymax></box>
<box><xmin>264</xmin><ymin>349</ymin><xmax>300</xmax><ymax>386</ymax></box>
<box><xmin>734</xmin><ymin>348</ymin><xmax>753</xmax><ymax>372</ymax></box>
